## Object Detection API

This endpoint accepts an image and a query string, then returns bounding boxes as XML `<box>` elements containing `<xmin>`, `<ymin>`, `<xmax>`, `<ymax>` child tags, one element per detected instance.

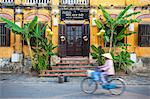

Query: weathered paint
<box><xmin>0</xmin><ymin>0</ymin><xmax>149</xmax><ymax>58</ymax></box>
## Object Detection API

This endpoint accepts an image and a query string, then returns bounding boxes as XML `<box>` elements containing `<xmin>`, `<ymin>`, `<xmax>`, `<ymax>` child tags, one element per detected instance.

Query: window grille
<box><xmin>25</xmin><ymin>0</ymin><xmax>50</xmax><ymax>4</ymax></box>
<box><xmin>138</xmin><ymin>23</ymin><xmax>150</xmax><ymax>47</ymax></box>
<box><xmin>0</xmin><ymin>23</ymin><xmax>10</xmax><ymax>47</ymax></box>
<box><xmin>2</xmin><ymin>0</ymin><xmax>14</xmax><ymax>3</ymax></box>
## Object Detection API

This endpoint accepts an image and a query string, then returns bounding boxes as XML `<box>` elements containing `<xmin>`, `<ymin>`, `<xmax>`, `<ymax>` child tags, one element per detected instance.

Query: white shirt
<box><xmin>101</xmin><ymin>59</ymin><xmax>115</xmax><ymax>75</ymax></box>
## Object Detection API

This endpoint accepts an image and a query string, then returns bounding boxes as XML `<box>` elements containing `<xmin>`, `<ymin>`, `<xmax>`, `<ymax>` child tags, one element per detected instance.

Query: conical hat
<box><xmin>102</xmin><ymin>53</ymin><xmax>113</xmax><ymax>59</ymax></box>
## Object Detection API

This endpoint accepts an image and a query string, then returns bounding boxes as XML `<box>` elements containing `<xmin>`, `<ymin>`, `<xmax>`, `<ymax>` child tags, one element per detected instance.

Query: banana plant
<box><xmin>95</xmin><ymin>4</ymin><xmax>141</xmax><ymax>52</ymax></box>
<box><xmin>91</xmin><ymin>45</ymin><xmax>105</xmax><ymax>65</ymax></box>
<box><xmin>31</xmin><ymin>23</ymin><xmax>57</xmax><ymax>70</ymax></box>
<box><xmin>111</xmin><ymin>51</ymin><xmax>134</xmax><ymax>72</ymax></box>
<box><xmin>0</xmin><ymin>16</ymin><xmax>38</xmax><ymax>69</ymax></box>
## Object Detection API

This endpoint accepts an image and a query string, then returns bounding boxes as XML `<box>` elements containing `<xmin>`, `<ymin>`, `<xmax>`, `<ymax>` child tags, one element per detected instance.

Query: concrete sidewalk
<box><xmin>0</xmin><ymin>74</ymin><xmax>150</xmax><ymax>85</ymax></box>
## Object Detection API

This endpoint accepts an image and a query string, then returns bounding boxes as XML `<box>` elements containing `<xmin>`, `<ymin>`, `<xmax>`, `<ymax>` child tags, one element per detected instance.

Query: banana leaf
<box><xmin>94</xmin><ymin>20</ymin><xmax>104</xmax><ymax>29</ymax></box>
<box><xmin>29</xmin><ymin>16</ymin><xmax>38</xmax><ymax>31</ymax></box>
<box><xmin>123</xmin><ymin>11</ymin><xmax>141</xmax><ymax>18</ymax></box>
<box><xmin>91</xmin><ymin>45</ymin><xmax>99</xmax><ymax>53</ymax></box>
<box><xmin>98</xmin><ymin>5</ymin><xmax>113</xmax><ymax>24</ymax></box>
<box><xmin>0</xmin><ymin>17</ymin><xmax>24</xmax><ymax>34</ymax></box>
<box><xmin>116</xmin><ymin>4</ymin><xmax>132</xmax><ymax>20</ymax></box>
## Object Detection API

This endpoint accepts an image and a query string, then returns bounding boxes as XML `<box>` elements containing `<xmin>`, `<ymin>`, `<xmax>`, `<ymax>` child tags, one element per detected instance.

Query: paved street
<box><xmin>0</xmin><ymin>74</ymin><xmax>150</xmax><ymax>99</ymax></box>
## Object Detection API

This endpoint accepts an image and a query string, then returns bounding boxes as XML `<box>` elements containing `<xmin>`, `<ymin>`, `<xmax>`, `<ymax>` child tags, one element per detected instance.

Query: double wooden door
<box><xmin>58</xmin><ymin>24</ymin><xmax>90</xmax><ymax>57</ymax></box>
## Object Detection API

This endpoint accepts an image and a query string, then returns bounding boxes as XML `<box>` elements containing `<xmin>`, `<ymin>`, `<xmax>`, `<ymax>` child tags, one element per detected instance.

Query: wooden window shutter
<box><xmin>5</xmin><ymin>26</ymin><xmax>10</xmax><ymax>46</ymax></box>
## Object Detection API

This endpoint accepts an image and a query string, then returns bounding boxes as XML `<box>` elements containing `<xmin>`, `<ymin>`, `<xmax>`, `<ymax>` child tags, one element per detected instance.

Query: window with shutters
<box><xmin>138</xmin><ymin>23</ymin><xmax>150</xmax><ymax>47</ymax></box>
<box><xmin>0</xmin><ymin>23</ymin><xmax>10</xmax><ymax>47</ymax></box>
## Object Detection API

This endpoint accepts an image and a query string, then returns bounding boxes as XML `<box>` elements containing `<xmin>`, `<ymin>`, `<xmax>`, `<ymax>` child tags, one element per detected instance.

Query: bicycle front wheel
<box><xmin>80</xmin><ymin>77</ymin><xmax>98</xmax><ymax>94</ymax></box>
<box><xmin>108</xmin><ymin>78</ymin><xmax>126</xmax><ymax>95</ymax></box>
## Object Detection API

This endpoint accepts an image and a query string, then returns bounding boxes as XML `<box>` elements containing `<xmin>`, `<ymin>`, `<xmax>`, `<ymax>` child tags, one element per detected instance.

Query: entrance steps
<box><xmin>39</xmin><ymin>57</ymin><xmax>96</xmax><ymax>77</ymax></box>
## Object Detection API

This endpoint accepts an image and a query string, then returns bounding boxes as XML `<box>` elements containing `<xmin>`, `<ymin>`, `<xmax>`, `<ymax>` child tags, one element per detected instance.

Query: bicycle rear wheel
<box><xmin>108</xmin><ymin>78</ymin><xmax>126</xmax><ymax>95</ymax></box>
<box><xmin>80</xmin><ymin>77</ymin><xmax>98</xmax><ymax>94</ymax></box>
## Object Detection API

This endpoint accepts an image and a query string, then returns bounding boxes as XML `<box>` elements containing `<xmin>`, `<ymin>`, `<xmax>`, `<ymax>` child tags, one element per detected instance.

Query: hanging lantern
<box><xmin>60</xmin><ymin>36</ymin><xmax>66</xmax><ymax>42</ymax></box>
<box><xmin>47</xmin><ymin>29</ymin><xmax>53</xmax><ymax>36</ymax></box>
<box><xmin>83</xmin><ymin>36</ymin><xmax>88</xmax><ymax>41</ymax></box>
<box><xmin>97</xmin><ymin>29</ymin><xmax>105</xmax><ymax>36</ymax></box>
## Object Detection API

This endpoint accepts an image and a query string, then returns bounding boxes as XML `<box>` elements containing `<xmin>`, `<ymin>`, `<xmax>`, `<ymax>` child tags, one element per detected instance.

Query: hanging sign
<box><xmin>61</xmin><ymin>10</ymin><xmax>89</xmax><ymax>20</ymax></box>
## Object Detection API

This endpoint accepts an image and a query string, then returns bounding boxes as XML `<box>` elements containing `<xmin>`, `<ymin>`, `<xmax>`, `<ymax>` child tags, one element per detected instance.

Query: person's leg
<box><xmin>100</xmin><ymin>72</ymin><xmax>107</xmax><ymax>84</ymax></box>
<box><xmin>92</xmin><ymin>71</ymin><xmax>100</xmax><ymax>81</ymax></box>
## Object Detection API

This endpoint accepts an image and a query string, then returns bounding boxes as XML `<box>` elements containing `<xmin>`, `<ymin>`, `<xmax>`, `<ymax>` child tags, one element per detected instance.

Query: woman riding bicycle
<box><xmin>81</xmin><ymin>53</ymin><xmax>125</xmax><ymax>95</ymax></box>
<box><xmin>93</xmin><ymin>53</ymin><xmax>115</xmax><ymax>88</ymax></box>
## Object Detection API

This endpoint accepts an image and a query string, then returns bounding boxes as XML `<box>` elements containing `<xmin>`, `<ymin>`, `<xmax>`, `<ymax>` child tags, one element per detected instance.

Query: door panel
<box><xmin>58</xmin><ymin>24</ymin><xmax>66</xmax><ymax>57</ymax></box>
<box><xmin>83</xmin><ymin>24</ymin><xmax>90</xmax><ymax>56</ymax></box>
<box><xmin>66</xmin><ymin>25</ymin><xmax>83</xmax><ymax>56</ymax></box>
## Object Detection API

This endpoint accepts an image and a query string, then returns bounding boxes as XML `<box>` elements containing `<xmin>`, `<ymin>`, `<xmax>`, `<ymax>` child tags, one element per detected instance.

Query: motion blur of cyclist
<box><xmin>93</xmin><ymin>53</ymin><xmax>115</xmax><ymax>88</ymax></box>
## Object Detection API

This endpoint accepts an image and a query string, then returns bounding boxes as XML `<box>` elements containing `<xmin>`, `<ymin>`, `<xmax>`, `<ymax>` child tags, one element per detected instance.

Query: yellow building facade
<box><xmin>0</xmin><ymin>0</ymin><xmax>150</xmax><ymax>59</ymax></box>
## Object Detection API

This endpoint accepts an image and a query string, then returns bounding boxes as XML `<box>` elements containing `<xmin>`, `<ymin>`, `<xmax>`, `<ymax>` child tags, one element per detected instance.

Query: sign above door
<box><xmin>61</xmin><ymin>10</ymin><xmax>89</xmax><ymax>20</ymax></box>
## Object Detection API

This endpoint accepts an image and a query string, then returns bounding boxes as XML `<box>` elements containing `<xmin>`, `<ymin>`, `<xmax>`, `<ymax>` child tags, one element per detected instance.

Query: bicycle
<box><xmin>80</xmin><ymin>70</ymin><xmax>126</xmax><ymax>95</ymax></box>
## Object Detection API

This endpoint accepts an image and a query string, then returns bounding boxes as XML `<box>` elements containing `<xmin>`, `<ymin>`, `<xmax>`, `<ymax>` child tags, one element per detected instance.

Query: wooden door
<box><xmin>66</xmin><ymin>25</ymin><xmax>83</xmax><ymax>56</ymax></box>
<box><xmin>58</xmin><ymin>24</ymin><xmax>90</xmax><ymax>57</ymax></box>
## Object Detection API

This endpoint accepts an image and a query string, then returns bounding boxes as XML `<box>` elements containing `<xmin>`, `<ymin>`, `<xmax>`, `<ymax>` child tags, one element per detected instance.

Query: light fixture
<box><xmin>90</xmin><ymin>9</ymin><xmax>97</xmax><ymax>17</ymax></box>
<box><xmin>52</xmin><ymin>9</ymin><xmax>60</xmax><ymax>17</ymax></box>
<box><xmin>15</xmin><ymin>7</ymin><xmax>23</xmax><ymax>14</ymax></box>
<box><xmin>129</xmin><ymin>23</ymin><xmax>134</xmax><ymax>31</ymax></box>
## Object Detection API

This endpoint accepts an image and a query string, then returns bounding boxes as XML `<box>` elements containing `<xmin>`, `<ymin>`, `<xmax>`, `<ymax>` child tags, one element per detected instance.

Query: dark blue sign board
<box><xmin>61</xmin><ymin>10</ymin><xmax>89</xmax><ymax>20</ymax></box>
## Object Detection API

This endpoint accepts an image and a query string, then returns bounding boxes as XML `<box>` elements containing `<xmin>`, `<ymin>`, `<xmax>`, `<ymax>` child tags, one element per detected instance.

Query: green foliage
<box><xmin>94</xmin><ymin>4</ymin><xmax>141</xmax><ymax>72</ymax></box>
<box><xmin>28</xmin><ymin>16</ymin><xmax>38</xmax><ymax>31</ymax></box>
<box><xmin>0</xmin><ymin>17</ymin><xmax>24</xmax><ymax>34</ymax></box>
<box><xmin>31</xmin><ymin>23</ymin><xmax>57</xmax><ymax>71</ymax></box>
<box><xmin>0</xmin><ymin>16</ymin><xmax>38</xmax><ymax>69</ymax></box>
<box><xmin>1</xmin><ymin>16</ymin><xmax>57</xmax><ymax>71</ymax></box>
<box><xmin>111</xmin><ymin>51</ymin><xmax>134</xmax><ymax>72</ymax></box>
<box><xmin>91</xmin><ymin>45</ymin><xmax>105</xmax><ymax>65</ymax></box>
<box><xmin>95</xmin><ymin>4</ymin><xmax>141</xmax><ymax>52</ymax></box>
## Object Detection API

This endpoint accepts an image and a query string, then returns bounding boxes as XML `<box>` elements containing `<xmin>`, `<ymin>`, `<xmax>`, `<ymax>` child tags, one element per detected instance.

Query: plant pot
<box><xmin>31</xmin><ymin>70</ymin><xmax>39</xmax><ymax>76</ymax></box>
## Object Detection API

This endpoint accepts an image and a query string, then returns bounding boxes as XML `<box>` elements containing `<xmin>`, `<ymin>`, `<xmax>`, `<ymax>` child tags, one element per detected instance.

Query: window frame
<box><xmin>0</xmin><ymin>23</ymin><xmax>11</xmax><ymax>47</ymax></box>
<box><xmin>138</xmin><ymin>23</ymin><xmax>150</xmax><ymax>47</ymax></box>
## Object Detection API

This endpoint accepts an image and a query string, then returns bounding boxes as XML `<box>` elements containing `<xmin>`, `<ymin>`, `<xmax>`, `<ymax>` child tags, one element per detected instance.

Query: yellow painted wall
<box><xmin>126</xmin><ymin>0</ymin><xmax>150</xmax><ymax>6</ymax></box>
<box><xmin>97</xmin><ymin>0</ymin><xmax>125</xmax><ymax>6</ymax></box>
<box><xmin>0</xmin><ymin>0</ymin><xmax>150</xmax><ymax>58</ymax></box>
<box><xmin>0</xmin><ymin>8</ymin><xmax>14</xmax><ymax>58</ymax></box>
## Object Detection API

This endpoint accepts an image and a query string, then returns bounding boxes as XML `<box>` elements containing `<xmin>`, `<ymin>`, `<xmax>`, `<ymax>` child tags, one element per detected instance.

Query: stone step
<box><xmin>0</xmin><ymin>71</ymin><xmax>12</xmax><ymax>73</ymax></box>
<box><xmin>39</xmin><ymin>66</ymin><xmax>96</xmax><ymax>77</ymax></box>
<box><xmin>51</xmin><ymin>66</ymin><xmax>96</xmax><ymax>69</ymax></box>
<box><xmin>60</xmin><ymin>57</ymin><xmax>89</xmax><ymax>64</ymax></box>
<box><xmin>41</xmin><ymin>70</ymin><xmax>86</xmax><ymax>73</ymax></box>
<box><xmin>39</xmin><ymin>73</ymin><xmax>87</xmax><ymax>77</ymax></box>
<box><xmin>57</xmin><ymin>62</ymin><xmax>89</xmax><ymax>65</ymax></box>
<box><xmin>61</xmin><ymin>57</ymin><xmax>89</xmax><ymax>61</ymax></box>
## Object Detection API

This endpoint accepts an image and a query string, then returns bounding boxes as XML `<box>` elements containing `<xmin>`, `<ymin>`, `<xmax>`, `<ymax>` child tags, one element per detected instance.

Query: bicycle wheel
<box><xmin>80</xmin><ymin>77</ymin><xmax>98</xmax><ymax>94</ymax></box>
<box><xmin>108</xmin><ymin>78</ymin><xmax>126</xmax><ymax>95</ymax></box>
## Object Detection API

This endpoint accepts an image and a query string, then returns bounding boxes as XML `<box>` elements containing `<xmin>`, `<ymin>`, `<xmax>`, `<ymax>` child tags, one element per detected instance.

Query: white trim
<box><xmin>64</xmin><ymin>20</ymin><xmax>85</xmax><ymax>24</ymax></box>
<box><xmin>61</xmin><ymin>0</ymin><xmax>88</xmax><ymax>5</ymax></box>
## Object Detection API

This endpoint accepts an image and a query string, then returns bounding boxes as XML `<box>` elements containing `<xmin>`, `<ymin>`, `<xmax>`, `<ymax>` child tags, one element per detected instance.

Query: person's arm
<box><xmin>100</xmin><ymin>60</ymin><xmax>110</xmax><ymax>71</ymax></box>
